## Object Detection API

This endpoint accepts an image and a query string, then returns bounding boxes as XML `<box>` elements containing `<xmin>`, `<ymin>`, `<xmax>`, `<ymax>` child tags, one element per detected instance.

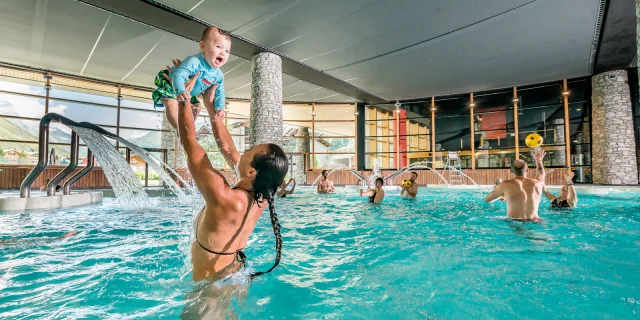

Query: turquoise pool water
<box><xmin>1</xmin><ymin>188</ymin><xmax>640</xmax><ymax>319</ymax></box>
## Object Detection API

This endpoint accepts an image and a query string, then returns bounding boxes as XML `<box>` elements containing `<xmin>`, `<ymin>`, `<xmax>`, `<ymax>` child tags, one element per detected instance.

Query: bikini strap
<box><xmin>195</xmin><ymin>207</ymin><xmax>244</xmax><ymax>256</ymax></box>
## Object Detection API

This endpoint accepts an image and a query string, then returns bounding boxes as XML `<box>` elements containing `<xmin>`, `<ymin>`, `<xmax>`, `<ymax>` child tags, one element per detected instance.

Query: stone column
<box><xmin>160</xmin><ymin>117</ymin><xmax>186</xmax><ymax>169</ymax></box>
<box><xmin>293</xmin><ymin>128</ymin><xmax>310</xmax><ymax>183</ymax></box>
<box><xmin>249</xmin><ymin>52</ymin><xmax>283</xmax><ymax>147</ymax></box>
<box><xmin>591</xmin><ymin>70</ymin><xmax>638</xmax><ymax>185</ymax></box>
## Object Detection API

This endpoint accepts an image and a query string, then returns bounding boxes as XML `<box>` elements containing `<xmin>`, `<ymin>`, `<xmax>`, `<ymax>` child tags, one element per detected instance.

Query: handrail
<box><xmin>47</xmin><ymin>131</ymin><xmax>79</xmax><ymax>195</ymax></box>
<box><xmin>19</xmin><ymin>115</ymin><xmax>51</xmax><ymax>198</ymax></box>
<box><xmin>64</xmin><ymin>150</ymin><xmax>94</xmax><ymax>195</ymax></box>
<box><xmin>20</xmin><ymin>113</ymin><xmax>106</xmax><ymax>198</ymax></box>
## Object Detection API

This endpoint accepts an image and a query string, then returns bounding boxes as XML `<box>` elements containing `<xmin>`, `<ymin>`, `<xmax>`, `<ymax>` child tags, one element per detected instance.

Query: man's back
<box><xmin>501</xmin><ymin>177</ymin><xmax>544</xmax><ymax>221</ymax></box>
<box><xmin>484</xmin><ymin>148</ymin><xmax>548</xmax><ymax>221</ymax></box>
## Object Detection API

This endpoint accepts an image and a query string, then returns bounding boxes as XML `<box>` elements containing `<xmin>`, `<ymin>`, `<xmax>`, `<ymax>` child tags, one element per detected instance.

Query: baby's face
<box><xmin>200</xmin><ymin>31</ymin><xmax>231</xmax><ymax>68</ymax></box>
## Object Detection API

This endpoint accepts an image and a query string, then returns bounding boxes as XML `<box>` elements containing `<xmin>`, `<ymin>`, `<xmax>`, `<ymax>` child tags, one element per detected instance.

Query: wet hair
<box><xmin>321</xmin><ymin>170</ymin><xmax>328</xmax><ymax>176</ymax></box>
<box><xmin>410</xmin><ymin>172</ymin><xmax>418</xmax><ymax>177</ymax></box>
<box><xmin>375</xmin><ymin>177</ymin><xmax>384</xmax><ymax>186</ymax></box>
<box><xmin>249</xmin><ymin>143</ymin><xmax>289</xmax><ymax>277</ymax></box>
<box><xmin>201</xmin><ymin>26</ymin><xmax>231</xmax><ymax>41</ymax></box>
<box><xmin>511</xmin><ymin>160</ymin><xmax>527</xmax><ymax>176</ymax></box>
<box><xmin>55</xmin><ymin>185</ymin><xmax>62</xmax><ymax>192</ymax></box>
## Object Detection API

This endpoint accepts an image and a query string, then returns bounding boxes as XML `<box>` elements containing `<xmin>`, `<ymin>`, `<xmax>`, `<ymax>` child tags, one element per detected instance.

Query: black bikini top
<box><xmin>195</xmin><ymin>186</ymin><xmax>254</xmax><ymax>255</ymax></box>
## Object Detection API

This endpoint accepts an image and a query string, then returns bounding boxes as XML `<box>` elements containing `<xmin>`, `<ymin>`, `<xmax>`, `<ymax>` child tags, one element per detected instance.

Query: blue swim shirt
<box><xmin>171</xmin><ymin>52</ymin><xmax>226</xmax><ymax>110</ymax></box>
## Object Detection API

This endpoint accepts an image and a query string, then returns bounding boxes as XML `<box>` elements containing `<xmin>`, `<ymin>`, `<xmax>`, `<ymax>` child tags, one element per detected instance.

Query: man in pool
<box><xmin>484</xmin><ymin>148</ymin><xmax>547</xmax><ymax>221</ymax></box>
<box><xmin>317</xmin><ymin>170</ymin><xmax>335</xmax><ymax>194</ymax></box>
<box><xmin>400</xmin><ymin>172</ymin><xmax>419</xmax><ymax>198</ymax></box>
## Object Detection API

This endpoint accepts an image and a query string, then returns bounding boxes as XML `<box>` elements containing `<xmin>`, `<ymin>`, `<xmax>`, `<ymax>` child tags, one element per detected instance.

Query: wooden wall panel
<box><xmin>0</xmin><ymin>165</ymin><xmax>111</xmax><ymax>189</ymax></box>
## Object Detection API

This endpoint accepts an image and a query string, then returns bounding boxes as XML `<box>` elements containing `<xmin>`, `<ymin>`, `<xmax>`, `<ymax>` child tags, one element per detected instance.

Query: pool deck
<box><xmin>0</xmin><ymin>191</ymin><xmax>103</xmax><ymax>211</ymax></box>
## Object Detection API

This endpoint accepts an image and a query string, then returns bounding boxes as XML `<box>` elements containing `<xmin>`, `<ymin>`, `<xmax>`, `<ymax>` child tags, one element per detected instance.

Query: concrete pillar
<box><xmin>249</xmin><ymin>52</ymin><xmax>283</xmax><ymax>147</ymax></box>
<box><xmin>161</xmin><ymin>117</ymin><xmax>186</xmax><ymax>169</ymax></box>
<box><xmin>591</xmin><ymin>70</ymin><xmax>638</xmax><ymax>185</ymax></box>
<box><xmin>293</xmin><ymin>128</ymin><xmax>310</xmax><ymax>183</ymax></box>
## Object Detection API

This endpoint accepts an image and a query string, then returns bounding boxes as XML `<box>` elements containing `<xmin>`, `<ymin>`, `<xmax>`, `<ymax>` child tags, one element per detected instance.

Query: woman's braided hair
<box><xmin>249</xmin><ymin>144</ymin><xmax>288</xmax><ymax>277</ymax></box>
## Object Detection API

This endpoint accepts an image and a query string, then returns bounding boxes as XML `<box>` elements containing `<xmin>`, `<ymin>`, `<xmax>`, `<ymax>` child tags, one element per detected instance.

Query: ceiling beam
<box><xmin>593</xmin><ymin>0</ymin><xmax>637</xmax><ymax>74</ymax></box>
<box><xmin>76</xmin><ymin>0</ymin><xmax>387</xmax><ymax>104</ymax></box>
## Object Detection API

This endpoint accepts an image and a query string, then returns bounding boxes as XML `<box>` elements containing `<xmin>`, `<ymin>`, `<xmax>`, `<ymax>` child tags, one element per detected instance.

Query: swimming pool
<box><xmin>1</xmin><ymin>187</ymin><xmax>639</xmax><ymax>319</ymax></box>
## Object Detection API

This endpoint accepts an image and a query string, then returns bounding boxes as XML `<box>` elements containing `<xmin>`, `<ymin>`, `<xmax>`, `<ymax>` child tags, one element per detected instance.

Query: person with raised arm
<box><xmin>484</xmin><ymin>148</ymin><xmax>547</xmax><ymax>221</ymax></box>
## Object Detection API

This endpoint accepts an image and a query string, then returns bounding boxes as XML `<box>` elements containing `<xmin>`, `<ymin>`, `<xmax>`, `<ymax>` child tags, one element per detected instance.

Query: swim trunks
<box><xmin>152</xmin><ymin>70</ymin><xmax>200</xmax><ymax>110</ymax></box>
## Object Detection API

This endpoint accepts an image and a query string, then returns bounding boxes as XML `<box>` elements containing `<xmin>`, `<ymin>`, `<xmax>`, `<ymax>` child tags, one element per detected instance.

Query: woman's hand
<box><xmin>164</xmin><ymin>58</ymin><xmax>199</xmax><ymax>95</ymax></box>
<box><xmin>565</xmin><ymin>171</ymin><xmax>575</xmax><ymax>183</ymax></box>
<box><xmin>202</xmin><ymin>84</ymin><xmax>225</xmax><ymax>121</ymax></box>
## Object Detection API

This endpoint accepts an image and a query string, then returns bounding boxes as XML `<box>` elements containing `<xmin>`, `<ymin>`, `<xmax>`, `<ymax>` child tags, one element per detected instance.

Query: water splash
<box><xmin>116</xmin><ymin>140</ymin><xmax>191</xmax><ymax>200</ymax></box>
<box><xmin>70</xmin><ymin>126</ymin><xmax>149</xmax><ymax>209</ymax></box>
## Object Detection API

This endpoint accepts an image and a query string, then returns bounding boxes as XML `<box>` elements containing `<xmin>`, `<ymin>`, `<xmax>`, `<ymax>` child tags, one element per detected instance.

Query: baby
<box><xmin>152</xmin><ymin>26</ymin><xmax>231</xmax><ymax>131</ymax></box>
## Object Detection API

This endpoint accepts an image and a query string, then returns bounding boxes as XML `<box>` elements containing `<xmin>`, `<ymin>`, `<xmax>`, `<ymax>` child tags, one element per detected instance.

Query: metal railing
<box><xmin>19</xmin><ymin>113</ymin><xmax>116</xmax><ymax>198</ymax></box>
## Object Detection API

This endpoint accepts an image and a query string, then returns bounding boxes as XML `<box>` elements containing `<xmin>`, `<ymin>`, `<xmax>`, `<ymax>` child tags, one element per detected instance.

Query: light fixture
<box><xmin>394</xmin><ymin>100</ymin><xmax>401</xmax><ymax>108</ymax></box>
<box><xmin>354</xmin><ymin>111</ymin><xmax>359</xmax><ymax>116</ymax></box>
<box><xmin>470</xmin><ymin>103</ymin><xmax>475</xmax><ymax>107</ymax></box>
<box><xmin>312</xmin><ymin>111</ymin><xmax>317</xmax><ymax>117</ymax></box>
<box><xmin>576</xmin><ymin>108</ymin><xmax>581</xmax><ymax>111</ymax></box>
<box><xmin>431</xmin><ymin>107</ymin><xmax>436</xmax><ymax>111</ymax></box>
<box><xmin>513</xmin><ymin>98</ymin><xmax>519</xmax><ymax>103</ymax></box>
<box><xmin>395</xmin><ymin>109</ymin><xmax>401</xmax><ymax>113</ymax></box>
<box><xmin>562</xmin><ymin>91</ymin><xmax>570</xmax><ymax>96</ymax></box>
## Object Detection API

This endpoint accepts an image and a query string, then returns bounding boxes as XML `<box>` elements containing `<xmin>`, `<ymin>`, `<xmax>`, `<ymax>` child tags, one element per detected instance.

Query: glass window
<box><xmin>473</xmin><ymin>90</ymin><xmax>517</xmax><ymax>167</ymax></box>
<box><xmin>48</xmin><ymin>100</ymin><xmax>117</xmax><ymax>126</ymax></box>
<box><xmin>120</xmin><ymin>95</ymin><xmax>155</xmax><ymax>110</ymax></box>
<box><xmin>0</xmin><ymin>92</ymin><xmax>46</xmax><ymax>118</ymax></box>
<box><xmin>0</xmin><ymin>78</ymin><xmax>46</xmax><ymax>96</ymax></box>
<box><xmin>119</xmin><ymin>129</ymin><xmax>162</xmax><ymax>149</ymax></box>
<box><xmin>120</xmin><ymin>109</ymin><xmax>163</xmax><ymax>130</ymax></box>
<box><xmin>435</xmin><ymin>96</ymin><xmax>470</xmax><ymax>152</ymax></box>
<box><xmin>0</xmin><ymin>118</ymin><xmax>40</xmax><ymax>142</ymax></box>
<box><xmin>0</xmin><ymin>142</ymin><xmax>39</xmax><ymax>165</ymax></box>
<box><xmin>50</xmin><ymin>84</ymin><xmax>118</xmax><ymax>106</ymax></box>
<box><xmin>517</xmin><ymin>83</ymin><xmax>565</xmax><ymax>147</ymax></box>
<box><xmin>312</xmin><ymin>154</ymin><xmax>356</xmax><ymax>170</ymax></box>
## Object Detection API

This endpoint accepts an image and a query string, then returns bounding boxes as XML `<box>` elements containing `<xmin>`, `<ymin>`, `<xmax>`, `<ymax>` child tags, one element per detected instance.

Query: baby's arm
<box><xmin>171</xmin><ymin>56</ymin><xmax>200</xmax><ymax>96</ymax></box>
<box><xmin>213</xmin><ymin>75</ymin><xmax>226</xmax><ymax>111</ymax></box>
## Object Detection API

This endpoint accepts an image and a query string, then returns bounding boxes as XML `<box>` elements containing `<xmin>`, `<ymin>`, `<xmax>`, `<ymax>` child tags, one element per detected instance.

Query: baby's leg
<box><xmin>163</xmin><ymin>98</ymin><xmax>179</xmax><ymax>130</ymax></box>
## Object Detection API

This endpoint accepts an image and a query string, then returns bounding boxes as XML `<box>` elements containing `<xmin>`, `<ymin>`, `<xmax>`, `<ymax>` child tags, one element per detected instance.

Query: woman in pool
<box><xmin>175</xmin><ymin>79</ymin><xmax>288</xmax><ymax>282</ymax></box>
<box><xmin>276</xmin><ymin>178</ymin><xmax>296</xmax><ymax>198</ymax></box>
<box><xmin>542</xmin><ymin>171</ymin><xmax>577</xmax><ymax>209</ymax></box>
<box><xmin>360</xmin><ymin>177</ymin><xmax>385</xmax><ymax>204</ymax></box>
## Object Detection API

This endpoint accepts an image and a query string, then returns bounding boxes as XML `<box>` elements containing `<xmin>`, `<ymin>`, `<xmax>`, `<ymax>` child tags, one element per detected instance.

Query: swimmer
<box><xmin>176</xmin><ymin>82</ymin><xmax>288</xmax><ymax>283</ymax></box>
<box><xmin>40</xmin><ymin>179</ymin><xmax>62</xmax><ymax>194</ymax></box>
<box><xmin>276</xmin><ymin>178</ymin><xmax>296</xmax><ymax>198</ymax></box>
<box><xmin>152</xmin><ymin>26</ymin><xmax>230</xmax><ymax>133</ymax></box>
<box><xmin>400</xmin><ymin>172</ymin><xmax>419</xmax><ymax>198</ymax></box>
<box><xmin>360</xmin><ymin>177</ymin><xmax>385</xmax><ymax>204</ymax></box>
<box><xmin>484</xmin><ymin>148</ymin><xmax>547</xmax><ymax>221</ymax></box>
<box><xmin>0</xmin><ymin>230</ymin><xmax>77</xmax><ymax>246</ymax></box>
<box><xmin>317</xmin><ymin>170</ymin><xmax>335</xmax><ymax>194</ymax></box>
<box><xmin>543</xmin><ymin>171</ymin><xmax>577</xmax><ymax>209</ymax></box>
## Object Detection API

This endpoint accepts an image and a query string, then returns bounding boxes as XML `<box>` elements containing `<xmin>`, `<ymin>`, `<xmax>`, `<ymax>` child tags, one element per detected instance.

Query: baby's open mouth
<box><xmin>215</xmin><ymin>57</ymin><xmax>223</xmax><ymax>64</ymax></box>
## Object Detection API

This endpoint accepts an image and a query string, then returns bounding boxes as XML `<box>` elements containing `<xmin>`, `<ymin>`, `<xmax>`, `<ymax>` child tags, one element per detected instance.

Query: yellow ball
<box><xmin>525</xmin><ymin>133</ymin><xmax>544</xmax><ymax>148</ymax></box>
<box><xmin>402</xmin><ymin>179</ymin><xmax>412</xmax><ymax>188</ymax></box>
